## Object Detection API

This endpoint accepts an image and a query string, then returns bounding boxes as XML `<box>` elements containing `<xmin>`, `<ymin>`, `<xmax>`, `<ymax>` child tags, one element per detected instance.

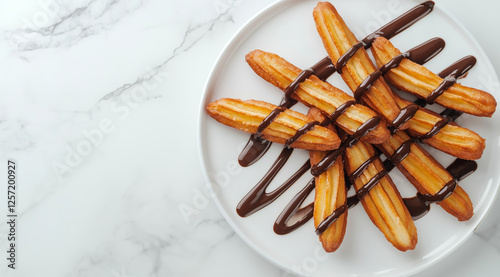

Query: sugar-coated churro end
<box><xmin>308</xmin><ymin>108</ymin><xmax>347</xmax><ymax>252</ymax></box>
<box><xmin>378</xmin><ymin>130</ymin><xmax>474</xmax><ymax>221</ymax></box>
<box><xmin>313</xmin><ymin>2</ymin><xmax>408</xmax><ymax>130</ymax></box>
<box><xmin>393</xmin><ymin>96</ymin><xmax>486</xmax><ymax>160</ymax></box>
<box><xmin>310</xmin><ymin>149</ymin><xmax>347</xmax><ymax>252</ymax></box>
<box><xmin>372</xmin><ymin>37</ymin><xmax>496</xmax><ymax>117</ymax></box>
<box><xmin>344</xmin><ymin>140</ymin><xmax>418</xmax><ymax>251</ymax></box>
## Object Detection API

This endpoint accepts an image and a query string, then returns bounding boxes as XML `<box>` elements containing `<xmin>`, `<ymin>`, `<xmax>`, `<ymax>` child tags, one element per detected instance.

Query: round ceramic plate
<box><xmin>198</xmin><ymin>0</ymin><xmax>500</xmax><ymax>276</ymax></box>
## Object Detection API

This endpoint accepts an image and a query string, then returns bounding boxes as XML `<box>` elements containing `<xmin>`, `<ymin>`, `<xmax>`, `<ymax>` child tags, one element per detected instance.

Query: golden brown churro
<box><xmin>392</xmin><ymin>95</ymin><xmax>485</xmax><ymax>160</ymax></box>
<box><xmin>377</xmin><ymin>130</ymin><xmax>474</xmax><ymax>221</ymax></box>
<box><xmin>206</xmin><ymin>98</ymin><xmax>341</xmax><ymax>151</ymax></box>
<box><xmin>205</xmin><ymin>0</ymin><xmax>495</xmax><ymax>255</ymax></box>
<box><xmin>246</xmin><ymin>50</ymin><xmax>390</xmax><ymax>144</ymax></box>
<box><xmin>344</xmin><ymin>139</ymin><xmax>418</xmax><ymax>251</ymax></box>
<box><xmin>308</xmin><ymin>108</ymin><xmax>347</xmax><ymax>252</ymax></box>
<box><xmin>372</xmin><ymin>37</ymin><xmax>496</xmax><ymax>117</ymax></box>
<box><xmin>313</xmin><ymin>2</ymin><xmax>407</xmax><ymax>128</ymax></box>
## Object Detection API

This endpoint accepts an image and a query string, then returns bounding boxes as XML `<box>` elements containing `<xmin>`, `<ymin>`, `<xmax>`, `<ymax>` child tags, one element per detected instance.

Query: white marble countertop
<box><xmin>0</xmin><ymin>0</ymin><xmax>499</xmax><ymax>276</ymax></box>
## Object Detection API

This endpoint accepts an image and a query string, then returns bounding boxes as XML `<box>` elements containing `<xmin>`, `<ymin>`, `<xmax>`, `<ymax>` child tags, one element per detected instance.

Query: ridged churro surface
<box><xmin>207</xmin><ymin>98</ymin><xmax>341</xmax><ymax>151</ymax></box>
<box><xmin>246</xmin><ymin>50</ymin><xmax>390</xmax><ymax>144</ymax></box>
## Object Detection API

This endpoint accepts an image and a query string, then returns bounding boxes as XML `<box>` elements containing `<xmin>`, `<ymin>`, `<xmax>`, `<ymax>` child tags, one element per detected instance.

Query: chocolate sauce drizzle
<box><xmin>238</xmin><ymin>135</ymin><xmax>272</xmax><ymax>167</ymax></box>
<box><xmin>285</xmin><ymin>121</ymin><xmax>320</xmax><ymax>146</ymax></box>
<box><xmin>242</xmin><ymin>0</ymin><xmax>438</xmax><ymax>168</ymax></box>
<box><xmin>274</xmin><ymin>179</ymin><xmax>315</xmax><ymax>235</ymax></box>
<box><xmin>425</xmin><ymin>55</ymin><xmax>477</xmax><ymax>104</ymax></box>
<box><xmin>376</xmin><ymin>56</ymin><xmax>478</xmax><ymax>220</ymax></box>
<box><xmin>403</xmin><ymin>159</ymin><xmax>477</xmax><ymax>219</ymax></box>
<box><xmin>327</xmin><ymin>100</ymin><xmax>356</xmax><ymax>123</ymax></box>
<box><xmin>282</xmin><ymin>22</ymin><xmax>451</xmax><ymax>235</ymax></box>
<box><xmin>335</xmin><ymin>1</ymin><xmax>435</xmax><ymax>73</ymax></box>
<box><xmin>336</xmin><ymin>1</ymin><xmax>436</xmax><ymax>129</ymax></box>
<box><xmin>236</xmin><ymin>1</ymin><xmax>479</xmax><ymax>236</ymax></box>
<box><xmin>238</xmin><ymin>57</ymin><xmax>335</xmax><ymax>167</ymax></box>
<box><xmin>297</xmin><ymin>40</ymin><xmax>476</xmax><ymax>235</ymax></box>
<box><xmin>237</xmin><ymin>57</ymin><xmax>336</xmax><ymax>216</ymax></box>
<box><xmin>351</xmin><ymin>36</ymin><xmax>445</xmax><ymax>130</ymax></box>
<box><xmin>317</xmin><ymin>88</ymin><xmax>477</xmax><ymax>233</ymax></box>
<box><xmin>236</xmin><ymin>147</ymin><xmax>307</xmax><ymax>217</ymax></box>
<box><xmin>310</xmin><ymin>116</ymin><xmax>381</xmax><ymax>177</ymax></box>
<box><xmin>385</xmin><ymin>55</ymin><xmax>477</xmax><ymax>168</ymax></box>
<box><xmin>271</xmin><ymin>115</ymin><xmax>382</xmax><ymax>233</ymax></box>
<box><xmin>315</xmin><ymin>156</ymin><xmax>389</xmax><ymax>235</ymax></box>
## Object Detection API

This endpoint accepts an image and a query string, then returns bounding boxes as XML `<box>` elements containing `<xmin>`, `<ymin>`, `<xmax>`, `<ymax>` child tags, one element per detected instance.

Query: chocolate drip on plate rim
<box><xmin>237</xmin><ymin>147</ymin><xmax>306</xmax><ymax>217</ymax></box>
<box><xmin>274</xmin><ymin>179</ymin><xmax>315</xmax><ymax>235</ymax></box>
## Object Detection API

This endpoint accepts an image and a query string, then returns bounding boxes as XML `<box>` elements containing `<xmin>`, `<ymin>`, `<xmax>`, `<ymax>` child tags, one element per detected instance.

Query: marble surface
<box><xmin>0</xmin><ymin>0</ymin><xmax>499</xmax><ymax>276</ymax></box>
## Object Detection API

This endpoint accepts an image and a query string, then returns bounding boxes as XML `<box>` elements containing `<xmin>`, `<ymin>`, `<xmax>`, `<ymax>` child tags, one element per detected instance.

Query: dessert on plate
<box><xmin>205</xmin><ymin>0</ymin><xmax>496</xmax><ymax>253</ymax></box>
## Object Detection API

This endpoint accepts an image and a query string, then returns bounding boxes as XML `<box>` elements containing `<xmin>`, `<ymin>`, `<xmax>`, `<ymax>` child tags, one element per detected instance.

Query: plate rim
<box><xmin>197</xmin><ymin>0</ymin><xmax>500</xmax><ymax>276</ymax></box>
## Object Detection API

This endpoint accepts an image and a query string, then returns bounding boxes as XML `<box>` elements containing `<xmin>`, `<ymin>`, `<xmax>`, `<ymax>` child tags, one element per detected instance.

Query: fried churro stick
<box><xmin>372</xmin><ymin>37</ymin><xmax>496</xmax><ymax>117</ymax></box>
<box><xmin>308</xmin><ymin>108</ymin><xmax>347</xmax><ymax>252</ymax></box>
<box><xmin>207</xmin><ymin>98</ymin><xmax>341</xmax><ymax>151</ymax></box>
<box><xmin>313</xmin><ymin>2</ymin><xmax>407</xmax><ymax>128</ymax></box>
<box><xmin>344</xmin><ymin>140</ymin><xmax>418</xmax><ymax>251</ymax></box>
<box><xmin>393</xmin><ymin>94</ymin><xmax>485</xmax><ymax>160</ymax></box>
<box><xmin>377</xmin><ymin>130</ymin><xmax>474</xmax><ymax>221</ymax></box>
<box><xmin>246</xmin><ymin>50</ymin><xmax>390</xmax><ymax>144</ymax></box>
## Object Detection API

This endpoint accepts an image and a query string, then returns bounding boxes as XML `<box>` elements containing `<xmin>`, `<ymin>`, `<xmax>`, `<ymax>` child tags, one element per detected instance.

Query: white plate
<box><xmin>198</xmin><ymin>0</ymin><xmax>500</xmax><ymax>276</ymax></box>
